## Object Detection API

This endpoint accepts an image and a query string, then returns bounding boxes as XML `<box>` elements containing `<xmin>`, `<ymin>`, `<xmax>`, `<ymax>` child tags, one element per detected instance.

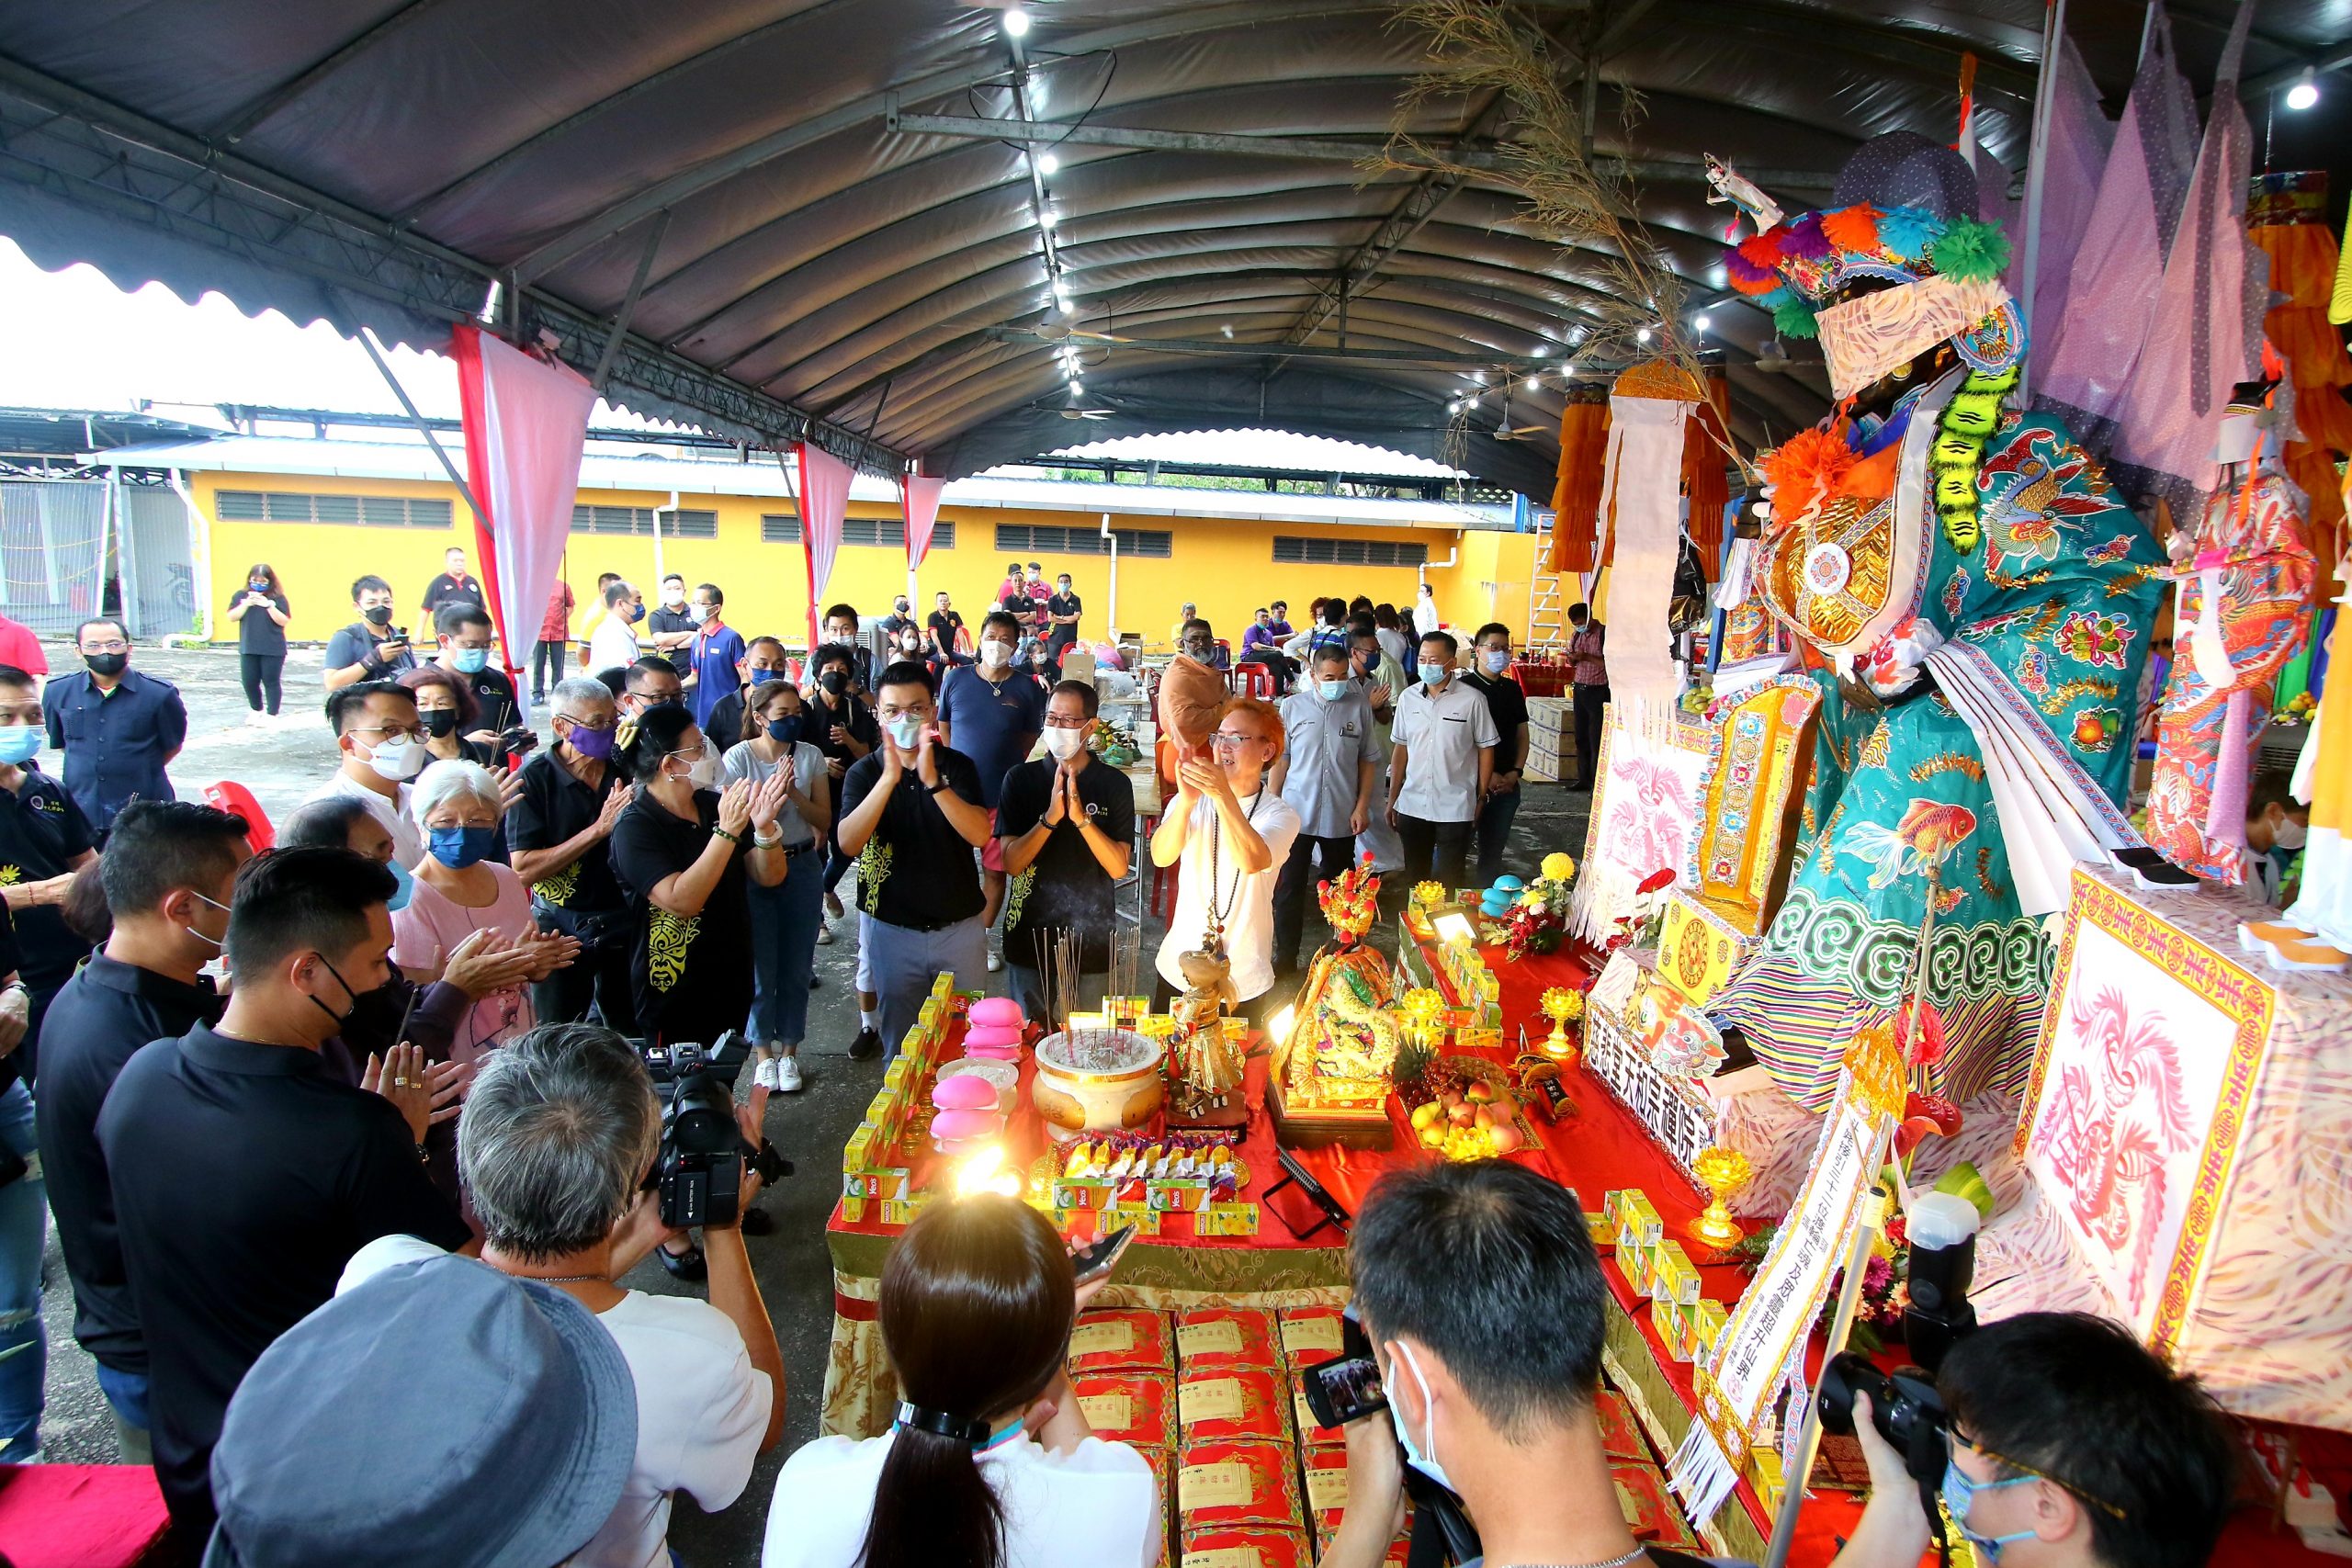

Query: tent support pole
<box><xmin>358</xmin><ymin>329</ymin><xmax>489</xmax><ymax>526</ymax></box>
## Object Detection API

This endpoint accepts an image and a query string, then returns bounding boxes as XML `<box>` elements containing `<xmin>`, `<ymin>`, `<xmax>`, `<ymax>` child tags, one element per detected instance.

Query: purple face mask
<box><xmin>564</xmin><ymin>722</ymin><xmax>616</xmax><ymax>761</ymax></box>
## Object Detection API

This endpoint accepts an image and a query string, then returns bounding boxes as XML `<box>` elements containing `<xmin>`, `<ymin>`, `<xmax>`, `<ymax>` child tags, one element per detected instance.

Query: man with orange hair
<box><xmin>1149</xmin><ymin>695</ymin><xmax>1300</xmax><ymax>1011</ymax></box>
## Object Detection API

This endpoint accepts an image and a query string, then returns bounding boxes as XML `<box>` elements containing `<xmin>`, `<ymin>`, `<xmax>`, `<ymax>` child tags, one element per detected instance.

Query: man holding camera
<box><xmin>339</xmin><ymin>1022</ymin><xmax>782</xmax><ymax>1568</ymax></box>
<box><xmin>1322</xmin><ymin>1160</ymin><xmax>1701</xmax><ymax>1568</ymax></box>
<box><xmin>323</xmin><ymin>574</ymin><xmax>419</xmax><ymax>692</ymax></box>
<box><xmin>1828</xmin><ymin>1313</ymin><xmax>2233</xmax><ymax>1568</ymax></box>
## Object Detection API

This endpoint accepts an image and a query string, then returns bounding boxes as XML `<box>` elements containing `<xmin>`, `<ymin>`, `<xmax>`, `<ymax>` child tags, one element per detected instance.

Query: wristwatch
<box><xmin>926</xmin><ymin>779</ymin><xmax>952</xmax><ymax>795</ymax></box>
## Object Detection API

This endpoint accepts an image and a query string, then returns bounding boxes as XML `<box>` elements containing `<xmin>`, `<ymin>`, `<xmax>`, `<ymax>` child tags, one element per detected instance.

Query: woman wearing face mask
<box><xmin>763</xmin><ymin>1194</ymin><xmax>1156</xmax><ymax>1568</ymax></box>
<box><xmin>391</xmin><ymin>761</ymin><xmax>573</xmax><ymax>1070</ymax></box>
<box><xmin>397</xmin><ymin>666</ymin><xmax>503</xmax><ymax>776</ymax></box>
<box><xmin>224</xmin><ymin>563</ymin><xmax>289</xmax><ymax>723</ymax></box>
<box><xmin>806</xmin><ymin>646</ymin><xmax>878</xmax><ymax>926</ymax></box>
<box><xmin>721</xmin><ymin>682</ymin><xmax>831</xmax><ymax>1095</ymax></box>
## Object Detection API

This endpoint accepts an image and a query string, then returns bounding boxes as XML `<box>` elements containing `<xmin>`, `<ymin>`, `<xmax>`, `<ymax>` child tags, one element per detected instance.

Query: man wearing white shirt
<box><xmin>305</xmin><ymin>681</ymin><xmax>428</xmax><ymax>869</ymax></box>
<box><xmin>1149</xmin><ymin>696</ymin><xmax>1300</xmax><ymax>1009</ymax></box>
<box><xmin>340</xmin><ymin>1022</ymin><xmax>779</xmax><ymax>1568</ymax></box>
<box><xmin>1271</xmin><ymin>647</ymin><xmax>1377</xmax><ymax>976</ymax></box>
<box><xmin>587</xmin><ymin>580</ymin><xmax>646</xmax><ymax>680</ymax></box>
<box><xmin>1386</xmin><ymin>631</ymin><xmax>1497</xmax><ymax>891</ymax></box>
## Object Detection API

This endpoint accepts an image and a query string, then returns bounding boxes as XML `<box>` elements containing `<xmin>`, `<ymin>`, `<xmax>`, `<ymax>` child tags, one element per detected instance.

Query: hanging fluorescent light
<box><xmin>1037</xmin><ymin>150</ymin><xmax>1058</xmax><ymax>175</ymax></box>
<box><xmin>1001</xmin><ymin>7</ymin><xmax>1031</xmax><ymax>38</ymax></box>
<box><xmin>2287</xmin><ymin>68</ymin><xmax>2320</xmax><ymax>110</ymax></box>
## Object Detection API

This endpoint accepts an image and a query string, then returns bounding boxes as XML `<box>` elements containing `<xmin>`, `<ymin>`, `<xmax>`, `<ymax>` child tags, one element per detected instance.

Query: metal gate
<box><xmin>118</xmin><ymin>485</ymin><xmax>198</xmax><ymax>639</ymax></box>
<box><xmin>0</xmin><ymin>479</ymin><xmax>107</xmax><ymax>637</ymax></box>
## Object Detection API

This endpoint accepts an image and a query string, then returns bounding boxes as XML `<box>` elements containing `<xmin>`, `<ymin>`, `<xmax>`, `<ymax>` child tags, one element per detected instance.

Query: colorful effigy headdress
<box><xmin>1712</xmin><ymin>131</ymin><xmax>2026</xmax><ymax>400</ymax></box>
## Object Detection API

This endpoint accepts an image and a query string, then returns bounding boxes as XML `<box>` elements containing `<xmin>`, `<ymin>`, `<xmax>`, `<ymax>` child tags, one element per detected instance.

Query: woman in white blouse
<box><xmin>763</xmin><ymin>1196</ymin><xmax>1158</xmax><ymax>1568</ymax></box>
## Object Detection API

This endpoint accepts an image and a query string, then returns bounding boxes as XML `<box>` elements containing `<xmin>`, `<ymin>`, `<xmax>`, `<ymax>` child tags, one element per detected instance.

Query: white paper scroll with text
<box><xmin>1568</xmin><ymin>698</ymin><xmax>1709</xmax><ymax>947</ymax></box>
<box><xmin>1668</xmin><ymin>1026</ymin><xmax>1903</xmax><ymax>1523</ymax></box>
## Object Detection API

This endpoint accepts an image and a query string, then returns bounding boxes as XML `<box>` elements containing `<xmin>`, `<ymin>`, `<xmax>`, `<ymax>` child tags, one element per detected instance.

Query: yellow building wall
<box><xmin>191</xmin><ymin>470</ymin><xmax>1548</xmax><ymax>654</ymax></box>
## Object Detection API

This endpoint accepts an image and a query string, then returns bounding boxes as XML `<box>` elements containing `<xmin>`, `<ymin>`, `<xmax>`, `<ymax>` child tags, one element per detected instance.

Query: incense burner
<box><xmin>1033</xmin><ymin>1029</ymin><xmax>1165</xmax><ymax>1141</ymax></box>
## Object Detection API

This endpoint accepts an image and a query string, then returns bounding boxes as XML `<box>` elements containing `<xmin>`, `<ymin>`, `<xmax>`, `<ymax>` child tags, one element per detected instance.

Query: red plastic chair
<box><xmin>204</xmin><ymin>781</ymin><xmax>277</xmax><ymax>852</ymax></box>
<box><xmin>1230</xmin><ymin>662</ymin><xmax>1274</xmax><ymax>699</ymax></box>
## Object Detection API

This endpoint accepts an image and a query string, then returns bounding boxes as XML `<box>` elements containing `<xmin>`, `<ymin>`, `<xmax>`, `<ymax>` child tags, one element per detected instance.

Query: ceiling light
<box><xmin>1637</xmin><ymin>326</ymin><xmax>1654</xmax><ymax>344</ymax></box>
<box><xmin>1471</xmin><ymin>371</ymin><xmax>1487</xmax><ymax>385</ymax></box>
<box><xmin>1001</xmin><ymin>7</ymin><xmax>1030</xmax><ymax>38</ymax></box>
<box><xmin>1036</xmin><ymin>151</ymin><xmax>1058</xmax><ymax>175</ymax></box>
<box><xmin>1059</xmin><ymin>298</ymin><xmax>1078</xmax><ymax>316</ymax></box>
<box><xmin>1069</xmin><ymin>380</ymin><xmax>1084</xmax><ymax>397</ymax></box>
<box><xmin>2287</xmin><ymin>68</ymin><xmax>2320</xmax><ymax>110</ymax></box>
<box><xmin>1709</xmin><ymin>265</ymin><xmax>1728</xmax><ymax>288</ymax></box>
<box><xmin>1531</xmin><ymin>344</ymin><xmax>1549</xmax><ymax>357</ymax></box>
<box><xmin>1525</xmin><ymin>373</ymin><xmax>1543</xmax><ymax>389</ymax></box>
<box><xmin>1693</xmin><ymin>313</ymin><xmax>1712</xmax><ymax>333</ymax></box>
<box><xmin>1038</xmin><ymin>207</ymin><xmax>1058</xmax><ymax>230</ymax></box>
<box><xmin>1220</xmin><ymin>323</ymin><xmax>1234</xmax><ymax>338</ymax></box>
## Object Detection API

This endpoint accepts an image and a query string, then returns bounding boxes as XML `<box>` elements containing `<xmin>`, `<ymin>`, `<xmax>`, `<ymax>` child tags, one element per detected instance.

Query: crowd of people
<box><xmin>0</xmin><ymin>552</ymin><xmax>2246</xmax><ymax>1568</ymax></box>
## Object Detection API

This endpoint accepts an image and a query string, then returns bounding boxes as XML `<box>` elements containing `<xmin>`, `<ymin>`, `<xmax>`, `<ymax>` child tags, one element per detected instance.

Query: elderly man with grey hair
<box><xmin>338</xmin><ymin>1021</ymin><xmax>782</xmax><ymax>1568</ymax></box>
<box><xmin>507</xmin><ymin>676</ymin><xmax>637</xmax><ymax>1027</ymax></box>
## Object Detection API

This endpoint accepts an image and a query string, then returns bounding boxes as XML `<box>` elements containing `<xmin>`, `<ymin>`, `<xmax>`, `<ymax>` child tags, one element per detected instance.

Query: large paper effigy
<box><xmin>1976</xmin><ymin>865</ymin><xmax>2352</xmax><ymax>1431</ymax></box>
<box><xmin>1567</xmin><ymin>699</ymin><xmax>1711</xmax><ymax>948</ymax></box>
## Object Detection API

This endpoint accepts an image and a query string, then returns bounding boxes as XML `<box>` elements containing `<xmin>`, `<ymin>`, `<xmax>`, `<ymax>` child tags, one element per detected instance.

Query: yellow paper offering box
<box><xmin>1196</xmin><ymin>1201</ymin><xmax>1260</xmax><ymax>1237</ymax></box>
<box><xmin>1747</xmin><ymin>1449</ymin><xmax>1787</xmax><ymax>1516</ymax></box>
<box><xmin>1650</xmin><ymin>1297</ymin><xmax>1688</xmax><ymax>1359</ymax></box>
<box><xmin>1611</xmin><ymin>1190</ymin><xmax>1663</xmax><ymax>1253</ymax></box>
<box><xmin>1684</xmin><ymin>1299</ymin><xmax>1728</xmax><ymax>1363</ymax></box>
<box><xmin>1649</xmin><ymin>1240</ymin><xmax>1702</xmax><ymax>1307</ymax></box>
<box><xmin>863</xmin><ymin>1089</ymin><xmax>906</xmax><ymax>1148</ymax></box>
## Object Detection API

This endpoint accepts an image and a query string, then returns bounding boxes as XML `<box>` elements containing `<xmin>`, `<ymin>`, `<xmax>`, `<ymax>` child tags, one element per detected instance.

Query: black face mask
<box><xmin>363</xmin><ymin>604</ymin><xmax>393</xmax><ymax>626</ymax></box>
<box><xmin>85</xmin><ymin>652</ymin><xmax>128</xmax><ymax>678</ymax></box>
<box><xmin>334</xmin><ymin>964</ymin><xmax>420</xmax><ymax>1055</ymax></box>
<box><xmin>820</xmin><ymin>671</ymin><xmax>848</xmax><ymax>696</ymax></box>
<box><xmin>420</xmin><ymin>710</ymin><xmax>458</xmax><ymax>739</ymax></box>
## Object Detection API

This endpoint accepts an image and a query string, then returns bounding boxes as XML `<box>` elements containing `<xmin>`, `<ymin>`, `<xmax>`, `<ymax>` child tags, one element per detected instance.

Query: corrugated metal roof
<box><xmin>1041</xmin><ymin>428</ymin><xmax>1466</xmax><ymax>478</ymax></box>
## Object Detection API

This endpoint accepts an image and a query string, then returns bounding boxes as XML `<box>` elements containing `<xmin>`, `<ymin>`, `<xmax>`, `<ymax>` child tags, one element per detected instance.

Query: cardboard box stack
<box><xmin>1526</xmin><ymin>695</ymin><xmax>1577</xmax><ymax>783</ymax></box>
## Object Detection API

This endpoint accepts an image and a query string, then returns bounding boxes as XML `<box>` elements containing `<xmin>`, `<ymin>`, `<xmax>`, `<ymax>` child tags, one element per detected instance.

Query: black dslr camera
<box><xmin>638</xmin><ymin>1031</ymin><xmax>791</xmax><ymax>1228</ymax></box>
<box><xmin>1817</xmin><ymin>1352</ymin><xmax>1950</xmax><ymax>1483</ymax></box>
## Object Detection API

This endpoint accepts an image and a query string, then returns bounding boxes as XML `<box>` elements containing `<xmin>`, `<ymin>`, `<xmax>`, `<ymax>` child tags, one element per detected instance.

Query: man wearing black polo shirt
<box><xmin>506</xmin><ymin>677</ymin><xmax>635</xmax><ymax>1026</ymax></box>
<box><xmin>0</xmin><ymin>662</ymin><xmax>98</xmax><ymax>1076</ymax></box>
<box><xmin>98</xmin><ymin>847</ymin><xmax>469</xmax><ymax>1539</ymax></box>
<box><xmin>836</xmin><ymin>661</ymin><xmax>991</xmax><ymax>1056</ymax></box>
<box><xmin>1464</xmin><ymin>622</ymin><xmax>1531</xmax><ymax>884</ymax></box>
<box><xmin>418</xmin><ymin>546</ymin><xmax>486</xmax><ymax>622</ymax></box>
<box><xmin>432</xmin><ymin>602</ymin><xmax>520</xmax><ymax>740</ymax></box>
<box><xmin>37</xmin><ymin>801</ymin><xmax>246</xmax><ymax>1463</ymax></box>
<box><xmin>647</xmin><ymin>573</ymin><xmax>697</xmax><ymax>679</ymax></box>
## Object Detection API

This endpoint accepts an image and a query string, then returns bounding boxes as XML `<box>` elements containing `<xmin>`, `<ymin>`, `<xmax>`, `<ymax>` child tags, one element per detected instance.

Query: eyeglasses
<box><xmin>1044</xmin><ymin>715</ymin><xmax>1091</xmax><ymax>729</ymax></box>
<box><xmin>1950</xmin><ymin>1430</ymin><xmax>2128</xmax><ymax>1520</ymax></box>
<box><xmin>355</xmin><ymin>724</ymin><xmax>429</xmax><ymax>743</ymax></box>
<box><xmin>81</xmin><ymin>640</ymin><xmax>129</xmax><ymax>654</ymax></box>
<box><xmin>1209</xmin><ymin>731</ymin><xmax>1263</xmax><ymax>751</ymax></box>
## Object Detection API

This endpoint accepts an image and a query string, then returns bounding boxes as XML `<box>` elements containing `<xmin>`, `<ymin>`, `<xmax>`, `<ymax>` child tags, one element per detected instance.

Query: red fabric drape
<box><xmin>1548</xmin><ymin>384</ymin><xmax>1611</xmax><ymax>574</ymax></box>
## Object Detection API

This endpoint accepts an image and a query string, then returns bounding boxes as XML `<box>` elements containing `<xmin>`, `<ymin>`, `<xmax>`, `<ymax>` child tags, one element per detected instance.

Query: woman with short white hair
<box><xmin>391</xmin><ymin>759</ymin><xmax>572</xmax><ymax>1065</ymax></box>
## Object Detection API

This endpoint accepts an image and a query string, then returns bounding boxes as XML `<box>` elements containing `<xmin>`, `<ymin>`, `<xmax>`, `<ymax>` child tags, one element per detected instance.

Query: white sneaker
<box><xmin>752</xmin><ymin>1056</ymin><xmax>779</xmax><ymax>1090</ymax></box>
<box><xmin>775</xmin><ymin>1055</ymin><xmax>804</xmax><ymax>1092</ymax></box>
<box><xmin>986</xmin><ymin>951</ymin><xmax>1003</xmax><ymax>973</ymax></box>
<box><xmin>815</xmin><ymin>923</ymin><xmax>835</xmax><ymax>945</ymax></box>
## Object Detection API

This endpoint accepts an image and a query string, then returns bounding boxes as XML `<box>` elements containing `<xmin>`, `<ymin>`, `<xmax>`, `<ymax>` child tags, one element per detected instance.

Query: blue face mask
<box><xmin>1942</xmin><ymin>1458</ymin><xmax>2038</xmax><ymax>1562</ymax></box>
<box><xmin>1317</xmin><ymin>679</ymin><xmax>1349</xmax><ymax>702</ymax></box>
<box><xmin>385</xmin><ymin>857</ymin><xmax>415</xmax><ymax>913</ymax></box>
<box><xmin>0</xmin><ymin>728</ymin><xmax>40</xmax><ymax>766</ymax></box>
<box><xmin>887</xmin><ymin>716</ymin><xmax>923</xmax><ymax>751</ymax></box>
<box><xmin>748</xmin><ymin>668</ymin><xmax>786</xmax><ymax>686</ymax></box>
<box><xmin>765</xmin><ymin>714</ymin><xmax>804</xmax><ymax>747</ymax></box>
<box><xmin>426</xmin><ymin>825</ymin><xmax>499</xmax><ymax>870</ymax></box>
<box><xmin>1383</xmin><ymin>1343</ymin><xmax>1456</xmax><ymax>1495</ymax></box>
<box><xmin>1417</xmin><ymin>660</ymin><xmax>1447</xmax><ymax>686</ymax></box>
<box><xmin>450</xmin><ymin>648</ymin><xmax>490</xmax><ymax>674</ymax></box>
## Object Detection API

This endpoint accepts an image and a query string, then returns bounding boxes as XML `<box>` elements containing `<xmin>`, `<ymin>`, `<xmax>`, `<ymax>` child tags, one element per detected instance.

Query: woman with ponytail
<box><xmin>762</xmin><ymin>1195</ymin><xmax>1159</xmax><ymax>1568</ymax></box>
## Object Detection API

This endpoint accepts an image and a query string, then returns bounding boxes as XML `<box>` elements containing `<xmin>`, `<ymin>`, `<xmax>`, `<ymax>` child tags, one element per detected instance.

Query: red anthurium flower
<box><xmin>1635</xmin><ymin>868</ymin><xmax>1677</xmax><ymax>896</ymax></box>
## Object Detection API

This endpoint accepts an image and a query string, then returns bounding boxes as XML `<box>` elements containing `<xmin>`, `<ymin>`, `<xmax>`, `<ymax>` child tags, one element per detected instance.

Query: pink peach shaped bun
<box><xmin>930</xmin><ymin>1076</ymin><xmax>1000</xmax><ymax>1111</ymax></box>
<box><xmin>966</xmin><ymin>1043</ymin><xmax>1024</xmax><ymax>1062</ymax></box>
<box><xmin>930</xmin><ymin>1107</ymin><xmax>1002</xmax><ymax>1142</ymax></box>
<box><xmin>962</xmin><ymin>1024</ymin><xmax>1026</xmax><ymax>1049</ymax></box>
<box><xmin>968</xmin><ymin>998</ymin><xmax>1026</xmax><ymax>1029</ymax></box>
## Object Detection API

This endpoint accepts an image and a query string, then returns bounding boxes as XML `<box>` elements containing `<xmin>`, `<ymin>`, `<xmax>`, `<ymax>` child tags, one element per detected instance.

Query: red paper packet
<box><xmin>1176</xmin><ymin>1440</ymin><xmax>1304</xmax><ymax>1532</ymax></box>
<box><xmin>1302</xmin><ymin>1447</ymin><xmax>1352</xmax><ymax>1537</ymax></box>
<box><xmin>1177</xmin><ymin>1367</ymin><xmax>1294</xmax><ymax>1443</ymax></box>
<box><xmin>1174</xmin><ymin>1307</ymin><xmax>1282</xmax><ymax>1372</ymax></box>
<box><xmin>1178</xmin><ymin>1526</ymin><xmax>1312</xmax><ymax>1568</ymax></box>
<box><xmin>1595</xmin><ymin>1387</ymin><xmax>1647</xmax><ymax>1461</ymax></box>
<box><xmin>1070</xmin><ymin>1308</ymin><xmax>1174</xmax><ymax>1375</ymax></box>
<box><xmin>1072</xmin><ymin>1371</ymin><xmax>1178</xmax><ymax>1450</ymax></box>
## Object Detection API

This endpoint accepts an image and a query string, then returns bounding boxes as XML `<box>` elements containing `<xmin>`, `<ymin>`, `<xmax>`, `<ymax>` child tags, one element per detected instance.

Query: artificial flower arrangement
<box><xmin>1500</xmin><ymin>851</ymin><xmax>1579</xmax><ymax>960</ymax></box>
<box><xmin>1605</xmin><ymin>866</ymin><xmax>1679</xmax><ymax>953</ymax></box>
<box><xmin>1090</xmin><ymin>717</ymin><xmax>1141</xmax><ymax>767</ymax></box>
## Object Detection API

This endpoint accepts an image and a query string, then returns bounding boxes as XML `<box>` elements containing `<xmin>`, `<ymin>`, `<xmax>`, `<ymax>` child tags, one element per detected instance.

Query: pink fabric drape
<box><xmin>2024</xmin><ymin>34</ymin><xmax>2116</xmax><ymax>343</ymax></box>
<box><xmin>796</xmin><ymin>442</ymin><xmax>854</xmax><ymax>652</ymax></box>
<box><xmin>901</xmin><ymin>473</ymin><xmax>945</xmax><ymax>572</ymax></box>
<box><xmin>450</xmin><ymin>323</ymin><xmax>595</xmax><ymax>720</ymax></box>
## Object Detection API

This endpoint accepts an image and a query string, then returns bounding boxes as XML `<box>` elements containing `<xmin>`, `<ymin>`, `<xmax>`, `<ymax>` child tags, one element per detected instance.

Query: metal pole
<box><xmin>357</xmin><ymin>330</ymin><xmax>491</xmax><ymax>526</ymax></box>
<box><xmin>1762</xmin><ymin>1185</ymin><xmax>1890</xmax><ymax>1568</ymax></box>
<box><xmin>1100</xmin><ymin>513</ymin><xmax>1119</xmax><ymax>638</ymax></box>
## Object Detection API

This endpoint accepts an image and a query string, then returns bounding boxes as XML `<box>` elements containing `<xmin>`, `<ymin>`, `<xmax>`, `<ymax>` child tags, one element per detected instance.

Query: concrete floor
<box><xmin>28</xmin><ymin>640</ymin><xmax>1592</xmax><ymax>1565</ymax></box>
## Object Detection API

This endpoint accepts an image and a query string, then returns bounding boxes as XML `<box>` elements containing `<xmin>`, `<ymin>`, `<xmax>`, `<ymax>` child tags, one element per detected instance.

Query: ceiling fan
<box><xmin>1489</xmin><ymin>386</ymin><xmax>1548</xmax><ymax>441</ymax></box>
<box><xmin>1056</xmin><ymin>384</ymin><xmax>1113</xmax><ymax>420</ymax></box>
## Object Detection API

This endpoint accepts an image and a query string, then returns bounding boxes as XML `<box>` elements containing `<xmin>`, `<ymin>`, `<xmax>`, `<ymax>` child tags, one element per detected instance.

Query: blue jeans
<box><xmin>0</xmin><ymin>1078</ymin><xmax>46</xmax><ymax>1459</ymax></box>
<box><xmin>747</xmin><ymin>852</ymin><xmax>826</xmax><ymax>1046</ymax></box>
